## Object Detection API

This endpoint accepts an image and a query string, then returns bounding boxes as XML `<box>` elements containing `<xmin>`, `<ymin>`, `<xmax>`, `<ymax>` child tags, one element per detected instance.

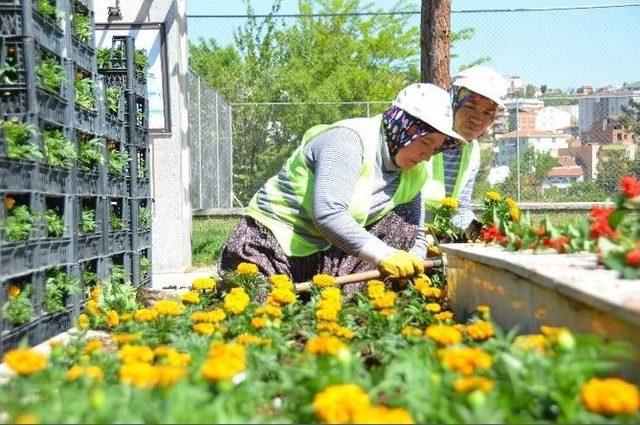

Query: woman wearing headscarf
<box><xmin>219</xmin><ymin>83</ymin><xmax>466</xmax><ymax>295</ymax></box>
<box><xmin>423</xmin><ymin>65</ymin><xmax>509</xmax><ymax>240</ymax></box>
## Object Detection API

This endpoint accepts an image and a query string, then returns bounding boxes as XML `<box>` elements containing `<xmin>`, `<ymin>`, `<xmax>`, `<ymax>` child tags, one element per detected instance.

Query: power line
<box><xmin>187</xmin><ymin>3</ymin><xmax>639</xmax><ymax>18</ymax></box>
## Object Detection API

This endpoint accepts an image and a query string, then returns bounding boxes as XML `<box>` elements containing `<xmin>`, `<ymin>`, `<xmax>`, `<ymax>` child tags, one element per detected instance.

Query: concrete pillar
<box><xmin>96</xmin><ymin>0</ymin><xmax>192</xmax><ymax>272</ymax></box>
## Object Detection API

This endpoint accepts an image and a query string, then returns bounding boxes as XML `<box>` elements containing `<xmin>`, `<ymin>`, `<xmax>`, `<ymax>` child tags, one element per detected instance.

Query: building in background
<box><xmin>543</xmin><ymin>155</ymin><xmax>584</xmax><ymax>190</ymax></box>
<box><xmin>558</xmin><ymin>144</ymin><xmax>601</xmax><ymax>181</ymax></box>
<box><xmin>535</xmin><ymin>106</ymin><xmax>573</xmax><ymax>132</ymax></box>
<box><xmin>578</xmin><ymin>88</ymin><xmax>640</xmax><ymax>133</ymax></box>
<box><xmin>582</xmin><ymin>116</ymin><xmax>638</xmax><ymax>145</ymax></box>
<box><xmin>496</xmin><ymin>131</ymin><xmax>572</xmax><ymax>166</ymax></box>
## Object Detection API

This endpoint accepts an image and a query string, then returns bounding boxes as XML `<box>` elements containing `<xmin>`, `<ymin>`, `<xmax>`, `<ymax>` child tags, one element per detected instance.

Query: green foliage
<box><xmin>0</xmin><ymin>46</ymin><xmax>20</xmax><ymax>85</ymax></box>
<box><xmin>105</xmin><ymin>87</ymin><xmax>121</xmax><ymax>115</ymax></box>
<box><xmin>43</xmin><ymin>129</ymin><xmax>76</xmax><ymax>167</ymax></box>
<box><xmin>192</xmin><ymin>218</ymin><xmax>239</xmax><ymax>266</ymax></box>
<box><xmin>80</xmin><ymin>208</ymin><xmax>97</xmax><ymax>233</ymax></box>
<box><xmin>107</xmin><ymin>148</ymin><xmax>130</xmax><ymax>175</ymax></box>
<box><xmin>2</xmin><ymin>204</ymin><xmax>35</xmax><ymax>242</ymax></box>
<box><xmin>111</xmin><ymin>212</ymin><xmax>123</xmax><ymax>231</ymax></box>
<box><xmin>78</xmin><ymin>137</ymin><xmax>104</xmax><ymax>171</ymax></box>
<box><xmin>82</xmin><ymin>268</ymin><xmax>98</xmax><ymax>287</ymax></box>
<box><xmin>36</xmin><ymin>0</ymin><xmax>60</xmax><ymax>23</ymax></box>
<box><xmin>72</xmin><ymin>12</ymin><xmax>91</xmax><ymax>43</ymax></box>
<box><xmin>595</xmin><ymin>150</ymin><xmax>638</xmax><ymax>195</ymax></box>
<box><xmin>140</xmin><ymin>255</ymin><xmax>151</xmax><ymax>279</ymax></box>
<box><xmin>44</xmin><ymin>268</ymin><xmax>79</xmax><ymax>313</ymax></box>
<box><xmin>2</xmin><ymin>120</ymin><xmax>42</xmax><ymax>161</ymax></box>
<box><xmin>499</xmin><ymin>147</ymin><xmax>559</xmax><ymax>201</ymax></box>
<box><xmin>97</xmin><ymin>265</ymin><xmax>138</xmax><ymax>312</ymax></box>
<box><xmin>45</xmin><ymin>208</ymin><xmax>64</xmax><ymax>237</ymax></box>
<box><xmin>620</xmin><ymin>98</ymin><xmax>640</xmax><ymax>137</ymax></box>
<box><xmin>135</xmin><ymin>49</ymin><xmax>149</xmax><ymax>77</ymax></box>
<box><xmin>36</xmin><ymin>56</ymin><xmax>64</xmax><ymax>94</ymax></box>
<box><xmin>96</xmin><ymin>47</ymin><xmax>120</xmax><ymax>69</ymax></box>
<box><xmin>74</xmin><ymin>76</ymin><xmax>95</xmax><ymax>110</ymax></box>
<box><xmin>139</xmin><ymin>206</ymin><xmax>151</xmax><ymax>230</ymax></box>
<box><xmin>2</xmin><ymin>285</ymin><xmax>34</xmax><ymax>326</ymax></box>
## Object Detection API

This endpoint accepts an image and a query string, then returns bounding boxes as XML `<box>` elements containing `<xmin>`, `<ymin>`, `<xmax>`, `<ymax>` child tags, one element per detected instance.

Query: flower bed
<box><xmin>2</xmin><ymin>266</ymin><xmax>639</xmax><ymax>423</ymax></box>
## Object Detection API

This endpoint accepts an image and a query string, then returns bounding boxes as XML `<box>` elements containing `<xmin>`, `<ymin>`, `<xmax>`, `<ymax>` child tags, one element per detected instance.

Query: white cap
<box><xmin>392</xmin><ymin>83</ymin><xmax>467</xmax><ymax>144</ymax></box>
<box><xmin>452</xmin><ymin>65</ymin><xmax>508</xmax><ymax>107</ymax></box>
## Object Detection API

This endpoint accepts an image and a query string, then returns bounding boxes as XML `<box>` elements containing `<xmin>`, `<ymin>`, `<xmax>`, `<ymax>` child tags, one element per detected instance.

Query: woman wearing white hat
<box><xmin>423</xmin><ymin>65</ymin><xmax>509</xmax><ymax>240</ymax></box>
<box><xmin>219</xmin><ymin>83</ymin><xmax>466</xmax><ymax>296</ymax></box>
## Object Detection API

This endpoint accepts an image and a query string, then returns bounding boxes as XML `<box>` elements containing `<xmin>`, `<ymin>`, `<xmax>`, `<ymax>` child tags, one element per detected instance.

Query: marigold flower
<box><xmin>106</xmin><ymin>310</ymin><xmax>120</xmax><ymax>328</ymax></box>
<box><xmin>268</xmin><ymin>274</ymin><xmax>293</xmax><ymax>290</ymax></box>
<box><xmin>485</xmin><ymin>191</ymin><xmax>501</xmax><ymax>202</ymax></box>
<box><xmin>90</xmin><ymin>285</ymin><xmax>100</xmax><ymax>302</ymax></box>
<box><xmin>113</xmin><ymin>332</ymin><xmax>140</xmax><ymax>346</ymax></box>
<box><xmin>434</xmin><ymin>311</ymin><xmax>454</xmax><ymax>321</ymax></box>
<box><xmin>581</xmin><ymin>378</ymin><xmax>639</xmax><ymax>415</ymax></box>
<box><xmin>180</xmin><ymin>291</ymin><xmax>200</xmax><ymax>305</ymax></box>
<box><xmin>4</xmin><ymin>196</ymin><xmax>15</xmax><ymax>210</ymax></box>
<box><xmin>134</xmin><ymin>308</ymin><xmax>158</xmax><ymax>322</ymax></box>
<box><xmin>67</xmin><ymin>365</ymin><xmax>104</xmax><ymax>382</ymax></box>
<box><xmin>541</xmin><ymin>325</ymin><xmax>575</xmax><ymax>350</ymax></box>
<box><xmin>77</xmin><ymin>313</ymin><xmax>90</xmax><ymax>329</ymax></box>
<box><xmin>120</xmin><ymin>312</ymin><xmax>133</xmax><ymax>322</ymax></box>
<box><xmin>313</xmin><ymin>384</ymin><xmax>371</xmax><ymax>424</ymax></box>
<box><xmin>118</xmin><ymin>344</ymin><xmax>155</xmax><ymax>364</ymax></box>
<box><xmin>352</xmin><ymin>405</ymin><xmax>414</xmax><ymax>424</ymax></box>
<box><xmin>269</xmin><ymin>287</ymin><xmax>296</xmax><ymax>305</ymax></box>
<box><xmin>438</xmin><ymin>347</ymin><xmax>493</xmax><ymax>376</ymax></box>
<box><xmin>191</xmin><ymin>276</ymin><xmax>216</xmax><ymax>291</ymax></box>
<box><xmin>8</xmin><ymin>284</ymin><xmax>20</xmax><ymax>299</ymax></box>
<box><xmin>441</xmin><ymin>197</ymin><xmax>459</xmax><ymax>209</ymax></box>
<box><xmin>367</xmin><ymin>280</ymin><xmax>386</xmax><ymax>300</ymax></box>
<box><xmin>373</xmin><ymin>291</ymin><xmax>396</xmax><ymax>310</ymax></box>
<box><xmin>453</xmin><ymin>376</ymin><xmax>494</xmax><ymax>394</ymax></box>
<box><xmin>333</xmin><ymin>326</ymin><xmax>355</xmax><ymax>340</ymax></box>
<box><xmin>424</xmin><ymin>303</ymin><xmax>441</xmax><ymax>313</ymax></box>
<box><xmin>476</xmin><ymin>305</ymin><xmax>490</xmax><ymax>314</ymax></box>
<box><xmin>251</xmin><ymin>316</ymin><xmax>267</xmax><ymax>329</ymax></box>
<box><xmin>379</xmin><ymin>308</ymin><xmax>396</xmax><ymax>317</ymax></box>
<box><xmin>320</xmin><ymin>287</ymin><xmax>342</xmax><ymax>302</ymax></box>
<box><xmin>83</xmin><ymin>339</ymin><xmax>102</xmax><ymax>354</ymax></box>
<box><xmin>191</xmin><ymin>308</ymin><xmax>226</xmax><ymax>323</ymax></box>
<box><xmin>619</xmin><ymin>175</ymin><xmax>640</xmax><ymax>198</ymax></box>
<box><xmin>425</xmin><ymin>325</ymin><xmax>462</xmax><ymax>346</ymax></box>
<box><xmin>514</xmin><ymin>334</ymin><xmax>547</xmax><ymax>354</ymax></box>
<box><xmin>317</xmin><ymin>298</ymin><xmax>341</xmax><ymax>312</ymax></box>
<box><xmin>313</xmin><ymin>273</ymin><xmax>337</xmax><ymax>288</ymax></box>
<box><xmin>255</xmin><ymin>305</ymin><xmax>282</xmax><ymax>318</ymax></box>
<box><xmin>120</xmin><ymin>362</ymin><xmax>159</xmax><ymax>388</ymax></box>
<box><xmin>202</xmin><ymin>342</ymin><xmax>247</xmax><ymax>382</ymax></box>
<box><xmin>86</xmin><ymin>299</ymin><xmax>101</xmax><ymax>316</ymax></box>
<box><xmin>465</xmin><ymin>320</ymin><xmax>495</xmax><ymax>341</ymax></box>
<box><xmin>401</xmin><ymin>326</ymin><xmax>422</xmax><ymax>338</ymax></box>
<box><xmin>154</xmin><ymin>299</ymin><xmax>186</xmax><ymax>316</ymax></box>
<box><xmin>236</xmin><ymin>262</ymin><xmax>259</xmax><ymax>276</ymax></box>
<box><xmin>307</xmin><ymin>335</ymin><xmax>348</xmax><ymax>356</ymax></box>
<box><xmin>413</xmin><ymin>276</ymin><xmax>432</xmax><ymax>296</ymax></box>
<box><xmin>236</xmin><ymin>333</ymin><xmax>271</xmax><ymax>346</ymax></box>
<box><xmin>224</xmin><ymin>287</ymin><xmax>250</xmax><ymax>314</ymax></box>
<box><xmin>194</xmin><ymin>323</ymin><xmax>216</xmax><ymax>335</ymax></box>
<box><xmin>506</xmin><ymin>197</ymin><xmax>520</xmax><ymax>222</ymax></box>
<box><xmin>156</xmin><ymin>365</ymin><xmax>187</xmax><ymax>388</ymax></box>
<box><xmin>316</xmin><ymin>307</ymin><xmax>339</xmax><ymax>322</ymax></box>
<box><xmin>3</xmin><ymin>348</ymin><xmax>47</xmax><ymax>376</ymax></box>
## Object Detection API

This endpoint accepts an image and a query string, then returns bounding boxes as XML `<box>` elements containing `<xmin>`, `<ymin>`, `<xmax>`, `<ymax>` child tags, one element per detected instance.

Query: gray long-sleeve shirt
<box><xmin>302</xmin><ymin>127</ymin><xmax>428</xmax><ymax>264</ymax></box>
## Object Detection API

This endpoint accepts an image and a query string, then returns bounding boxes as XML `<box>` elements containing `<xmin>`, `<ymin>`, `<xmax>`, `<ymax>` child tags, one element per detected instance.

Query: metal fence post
<box><xmin>197</xmin><ymin>75</ymin><xmax>203</xmax><ymax>211</ymax></box>
<box><xmin>516</xmin><ymin>98</ymin><xmax>521</xmax><ymax>202</ymax></box>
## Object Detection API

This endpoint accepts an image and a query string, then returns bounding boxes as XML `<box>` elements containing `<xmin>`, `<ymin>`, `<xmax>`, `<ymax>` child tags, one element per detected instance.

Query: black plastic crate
<box><xmin>0</xmin><ymin>86</ymin><xmax>68</xmax><ymax>127</ymax></box>
<box><xmin>74</xmin><ymin>105</ymin><xmax>98</xmax><ymax>134</ymax></box>
<box><xmin>1</xmin><ymin>191</ymin><xmax>44</xmax><ymax>242</ymax></box>
<box><xmin>76</xmin><ymin>169</ymin><xmax>101</xmax><ymax>195</ymax></box>
<box><xmin>136</xmin><ymin>229</ymin><xmax>151</xmax><ymax>249</ymax></box>
<box><xmin>69</xmin><ymin>0</ymin><xmax>95</xmax><ymax>74</ymax></box>
<box><xmin>107</xmin><ymin>230</ymin><xmax>130</xmax><ymax>254</ymax></box>
<box><xmin>129</xmin><ymin>125</ymin><xmax>148</xmax><ymax>147</ymax></box>
<box><xmin>38</xmin><ymin>237</ymin><xmax>73</xmax><ymax>268</ymax></box>
<box><xmin>39</xmin><ymin>163</ymin><xmax>72</xmax><ymax>193</ymax></box>
<box><xmin>0</xmin><ymin>157</ymin><xmax>37</xmax><ymax>191</ymax></box>
<box><xmin>132</xmin><ymin>177</ymin><xmax>150</xmax><ymax>198</ymax></box>
<box><xmin>0</xmin><ymin>240</ymin><xmax>36</xmax><ymax>279</ymax></box>
<box><xmin>100</xmin><ymin>69</ymin><xmax>146</xmax><ymax>99</ymax></box>
<box><xmin>0</xmin><ymin>1</ymin><xmax>65</xmax><ymax>56</ymax></box>
<box><xmin>39</xmin><ymin>309</ymin><xmax>71</xmax><ymax>342</ymax></box>
<box><xmin>77</xmin><ymin>232</ymin><xmax>101</xmax><ymax>260</ymax></box>
<box><xmin>0</xmin><ymin>320</ymin><xmax>38</xmax><ymax>353</ymax></box>
<box><xmin>103</xmin><ymin>114</ymin><xmax>125</xmax><ymax>142</ymax></box>
<box><xmin>105</xmin><ymin>174</ymin><xmax>127</xmax><ymax>197</ymax></box>
<box><xmin>0</xmin><ymin>270</ymin><xmax>42</xmax><ymax>354</ymax></box>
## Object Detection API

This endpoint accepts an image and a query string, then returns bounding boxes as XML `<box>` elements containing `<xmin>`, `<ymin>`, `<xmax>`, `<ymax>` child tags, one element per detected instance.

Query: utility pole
<box><xmin>420</xmin><ymin>0</ymin><xmax>451</xmax><ymax>89</ymax></box>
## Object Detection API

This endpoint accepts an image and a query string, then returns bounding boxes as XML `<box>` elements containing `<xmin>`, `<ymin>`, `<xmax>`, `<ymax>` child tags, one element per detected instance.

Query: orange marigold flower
<box><xmin>434</xmin><ymin>311</ymin><xmax>454</xmax><ymax>321</ymax></box>
<box><xmin>120</xmin><ymin>362</ymin><xmax>158</xmax><ymax>389</ymax></box>
<box><xmin>77</xmin><ymin>313</ymin><xmax>90</xmax><ymax>329</ymax></box>
<box><xmin>67</xmin><ymin>365</ymin><xmax>104</xmax><ymax>382</ymax></box>
<box><xmin>180</xmin><ymin>291</ymin><xmax>200</xmax><ymax>305</ymax></box>
<box><xmin>193</xmin><ymin>323</ymin><xmax>215</xmax><ymax>335</ymax></box>
<box><xmin>313</xmin><ymin>273</ymin><xmax>336</xmax><ymax>288</ymax></box>
<box><xmin>465</xmin><ymin>320</ymin><xmax>495</xmax><ymax>341</ymax></box>
<box><xmin>401</xmin><ymin>326</ymin><xmax>422</xmax><ymax>338</ymax></box>
<box><xmin>5</xmin><ymin>196</ymin><xmax>16</xmax><ymax>210</ymax></box>
<box><xmin>251</xmin><ymin>316</ymin><xmax>267</xmax><ymax>329</ymax></box>
<box><xmin>306</xmin><ymin>334</ymin><xmax>348</xmax><ymax>356</ymax></box>
<box><xmin>154</xmin><ymin>300</ymin><xmax>186</xmax><ymax>316</ymax></box>
<box><xmin>3</xmin><ymin>348</ymin><xmax>47</xmax><ymax>376</ymax></box>
<box><xmin>8</xmin><ymin>284</ymin><xmax>20</xmax><ymax>299</ymax></box>
<box><xmin>353</xmin><ymin>405</ymin><xmax>414</xmax><ymax>424</ymax></box>
<box><xmin>379</xmin><ymin>308</ymin><xmax>396</xmax><ymax>317</ymax></box>
<box><xmin>118</xmin><ymin>344</ymin><xmax>155</xmax><ymax>364</ymax></box>
<box><xmin>581</xmin><ymin>378</ymin><xmax>640</xmax><ymax>416</ymax></box>
<box><xmin>134</xmin><ymin>308</ymin><xmax>158</xmax><ymax>322</ymax></box>
<box><xmin>367</xmin><ymin>280</ymin><xmax>386</xmax><ymax>300</ymax></box>
<box><xmin>424</xmin><ymin>303</ymin><xmax>441</xmax><ymax>313</ymax></box>
<box><xmin>514</xmin><ymin>334</ymin><xmax>547</xmax><ymax>354</ymax></box>
<box><xmin>83</xmin><ymin>339</ymin><xmax>102</xmax><ymax>354</ymax></box>
<box><xmin>313</xmin><ymin>384</ymin><xmax>371</xmax><ymax>424</ymax></box>
<box><xmin>316</xmin><ymin>307</ymin><xmax>339</xmax><ymax>322</ymax></box>
<box><xmin>425</xmin><ymin>325</ymin><xmax>462</xmax><ymax>346</ymax></box>
<box><xmin>453</xmin><ymin>376</ymin><xmax>494</xmax><ymax>394</ymax></box>
<box><xmin>236</xmin><ymin>262</ymin><xmax>259</xmax><ymax>276</ymax></box>
<box><xmin>373</xmin><ymin>291</ymin><xmax>396</xmax><ymax>310</ymax></box>
<box><xmin>106</xmin><ymin>310</ymin><xmax>120</xmax><ymax>328</ymax></box>
<box><xmin>438</xmin><ymin>347</ymin><xmax>493</xmax><ymax>376</ymax></box>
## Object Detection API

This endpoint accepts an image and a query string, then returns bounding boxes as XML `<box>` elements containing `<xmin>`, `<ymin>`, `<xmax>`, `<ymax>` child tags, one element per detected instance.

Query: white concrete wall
<box><xmin>96</xmin><ymin>0</ymin><xmax>192</xmax><ymax>272</ymax></box>
<box><xmin>535</xmin><ymin>106</ymin><xmax>572</xmax><ymax>132</ymax></box>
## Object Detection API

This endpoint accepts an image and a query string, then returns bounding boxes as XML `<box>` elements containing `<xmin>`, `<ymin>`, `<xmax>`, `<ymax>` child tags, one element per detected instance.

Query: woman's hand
<box><xmin>379</xmin><ymin>251</ymin><xmax>425</xmax><ymax>279</ymax></box>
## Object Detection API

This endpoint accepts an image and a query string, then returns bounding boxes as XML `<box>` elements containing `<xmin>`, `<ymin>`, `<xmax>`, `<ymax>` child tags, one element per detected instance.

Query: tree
<box><xmin>499</xmin><ymin>147</ymin><xmax>558</xmax><ymax>200</ymax></box>
<box><xmin>620</xmin><ymin>98</ymin><xmax>640</xmax><ymax>137</ymax></box>
<box><xmin>596</xmin><ymin>150</ymin><xmax>633</xmax><ymax>194</ymax></box>
<box><xmin>525</xmin><ymin>84</ymin><xmax>536</xmax><ymax>98</ymax></box>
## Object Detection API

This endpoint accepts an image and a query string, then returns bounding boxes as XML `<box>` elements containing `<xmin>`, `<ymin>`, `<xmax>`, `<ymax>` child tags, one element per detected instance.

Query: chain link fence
<box><xmin>186</xmin><ymin>2</ymin><xmax>640</xmax><ymax>209</ymax></box>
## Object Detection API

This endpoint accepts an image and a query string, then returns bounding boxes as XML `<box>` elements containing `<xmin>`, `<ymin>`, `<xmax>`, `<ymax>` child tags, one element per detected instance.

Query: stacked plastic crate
<box><xmin>96</xmin><ymin>35</ymin><xmax>151</xmax><ymax>289</ymax></box>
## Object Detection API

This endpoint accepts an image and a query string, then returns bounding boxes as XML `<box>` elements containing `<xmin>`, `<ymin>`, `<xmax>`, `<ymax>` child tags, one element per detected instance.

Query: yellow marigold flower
<box><xmin>156</xmin><ymin>348</ymin><xmax>191</xmax><ymax>368</ymax></box>
<box><xmin>202</xmin><ymin>342</ymin><xmax>247</xmax><ymax>382</ymax></box>
<box><xmin>83</xmin><ymin>339</ymin><xmax>102</xmax><ymax>354</ymax></box>
<box><xmin>367</xmin><ymin>280</ymin><xmax>386</xmax><ymax>300</ymax></box>
<box><xmin>106</xmin><ymin>310</ymin><xmax>120</xmax><ymax>328</ymax></box>
<box><xmin>426</xmin><ymin>287</ymin><xmax>443</xmax><ymax>299</ymax></box>
<box><xmin>86</xmin><ymin>299</ymin><xmax>100</xmax><ymax>316</ymax></box>
<box><xmin>90</xmin><ymin>285</ymin><xmax>100</xmax><ymax>302</ymax></box>
<box><xmin>424</xmin><ymin>303</ymin><xmax>441</xmax><ymax>313</ymax></box>
<box><xmin>320</xmin><ymin>287</ymin><xmax>342</xmax><ymax>302</ymax></box>
<box><xmin>269</xmin><ymin>274</ymin><xmax>293</xmax><ymax>290</ymax></box>
<box><xmin>379</xmin><ymin>308</ymin><xmax>396</xmax><ymax>317</ymax></box>
<box><xmin>373</xmin><ymin>291</ymin><xmax>396</xmax><ymax>310</ymax></box>
<box><xmin>306</xmin><ymin>335</ymin><xmax>347</xmax><ymax>356</ymax></box>
<box><xmin>113</xmin><ymin>332</ymin><xmax>140</xmax><ymax>346</ymax></box>
<box><xmin>316</xmin><ymin>307</ymin><xmax>339</xmax><ymax>322</ymax></box>
<box><xmin>353</xmin><ymin>405</ymin><xmax>415</xmax><ymax>424</ymax></box>
<box><xmin>120</xmin><ymin>362</ymin><xmax>159</xmax><ymax>389</ymax></box>
<box><xmin>224</xmin><ymin>287</ymin><xmax>250</xmax><ymax>314</ymax></box>
<box><xmin>334</xmin><ymin>326</ymin><xmax>355</xmax><ymax>340</ymax></box>
<box><xmin>209</xmin><ymin>341</ymin><xmax>246</xmax><ymax>360</ymax></box>
<box><xmin>154</xmin><ymin>299</ymin><xmax>186</xmax><ymax>316</ymax></box>
<box><xmin>118</xmin><ymin>344</ymin><xmax>155</xmax><ymax>364</ymax></box>
<box><xmin>514</xmin><ymin>334</ymin><xmax>547</xmax><ymax>354</ymax></box>
<box><xmin>476</xmin><ymin>305</ymin><xmax>490</xmax><ymax>314</ymax></box>
<box><xmin>255</xmin><ymin>305</ymin><xmax>283</xmax><ymax>318</ymax></box>
<box><xmin>251</xmin><ymin>316</ymin><xmax>267</xmax><ymax>329</ymax></box>
<box><xmin>465</xmin><ymin>320</ymin><xmax>495</xmax><ymax>341</ymax></box>
<box><xmin>236</xmin><ymin>333</ymin><xmax>271</xmax><ymax>346</ymax></box>
<box><xmin>485</xmin><ymin>190</ymin><xmax>501</xmax><ymax>202</ymax></box>
<box><xmin>438</xmin><ymin>347</ymin><xmax>493</xmax><ymax>376</ymax></box>
<box><xmin>317</xmin><ymin>321</ymin><xmax>339</xmax><ymax>332</ymax></box>
<box><xmin>541</xmin><ymin>325</ymin><xmax>575</xmax><ymax>350</ymax></box>
<box><xmin>77</xmin><ymin>313</ymin><xmax>89</xmax><ymax>329</ymax></box>
<box><xmin>425</xmin><ymin>325</ymin><xmax>462</xmax><ymax>346</ymax></box>
<box><xmin>317</xmin><ymin>298</ymin><xmax>341</xmax><ymax>312</ymax></box>
<box><xmin>313</xmin><ymin>384</ymin><xmax>371</xmax><ymax>424</ymax></box>
<box><xmin>194</xmin><ymin>323</ymin><xmax>215</xmax><ymax>335</ymax></box>
<box><xmin>156</xmin><ymin>365</ymin><xmax>186</xmax><ymax>388</ymax></box>
<box><xmin>506</xmin><ymin>197</ymin><xmax>520</xmax><ymax>222</ymax></box>
<box><xmin>67</xmin><ymin>365</ymin><xmax>104</xmax><ymax>382</ymax></box>
<box><xmin>191</xmin><ymin>308</ymin><xmax>226</xmax><ymax>323</ymax></box>
<box><xmin>191</xmin><ymin>276</ymin><xmax>216</xmax><ymax>291</ymax></box>
<box><xmin>401</xmin><ymin>326</ymin><xmax>423</xmax><ymax>338</ymax></box>
<box><xmin>269</xmin><ymin>287</ymin><xmax>296</xmax><ymax>305</ymax></box>
<box><xmin>441</xmin><ymin>197</ymin><xmax>459</xmax><ymax>209</ymax></box>
<box><xmin>581</xmin><ymin>378</ymin><xmax>640</xmax><ymax>416</ymax></box>
<box><xmin>435</xmin><ymin>311</ymin><xmax>454</xmax><ymax>321</ymax></box>
<box><xmin>120</xmin><ymin>312</ymin><xmax>133</xmax><ymax>322</ymax></box>
<box><xmin>236</xmin><ymin>262</ymin><xmax>259</xmax><ymax>276</ymax></box>
<box><xmin>180</xmin><ymin>291</ymin><xmax>200</xmax><ymax>305</ymax></box>
<box><xmin>8</xmin><ymin>284</ymin><xmax>20</xmax><ymax>299</ymax></box>
<box><xmin>14</xmin><ymin>413</ymin><xmax>39</xmax><ymax>424</ymax></box>
<box><xmin>454</xmin><ymin>376</ymin><xmax>494</xmax><ymax>394</ymax></box>
<box><xmin>134</xmin><ymin>308</ymin><xmax>158</xmax><ymax>322</ymax></box>
<box><xmin>313</xmin><ymin>273</ymin><xmax>336</xmax><ymax>288</ymax></box>
<box><xmin>5</xmin><ymin>196</ymin><xmax>16</xmax><ymax>210</ymax></box>
<box><xmin>3</xmin><ymin>348</ymin><xmax>47</xmax><ymax>376</ymax></box>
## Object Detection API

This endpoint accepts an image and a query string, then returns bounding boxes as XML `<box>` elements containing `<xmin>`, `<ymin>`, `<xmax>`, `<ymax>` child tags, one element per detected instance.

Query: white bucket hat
<box><xmin>392</xmin><ymin>83</ymin><xmax>467</xmax><ymax>145</ymax></box>
<box><xmin>452</xmin><ymin>65</ymin><xmax>508</xmax><ymax>107</ymax></box>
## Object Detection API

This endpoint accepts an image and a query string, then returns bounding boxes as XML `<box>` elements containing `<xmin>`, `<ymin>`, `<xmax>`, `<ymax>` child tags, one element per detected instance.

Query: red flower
<box><xmin>619</xmin><ymin>175</ymin><xmax>640</xmax><ymax>198</ymax></box>
<box><xmin>626</xmin><ymin>248</ymin><xmax>640</xmax><ymax>267</ymax></box>
<box><xmin>589</xmin><ymin>207</ymin><xmax>616</xmax><ymax>240</ymax></box>
<box><xmin>542</xmin><ymin>236</ymin><xmax>571</xmax><ymax>253</ymax></box>
<box><xmin>481</xmin><ymin>224</ymin><xmax>506</xmax><ymax>245</ymax></box>
<box><xmin>534</xmin><ymin>227</ymin><xmax>547</xmax><ymax>237</ymax></box>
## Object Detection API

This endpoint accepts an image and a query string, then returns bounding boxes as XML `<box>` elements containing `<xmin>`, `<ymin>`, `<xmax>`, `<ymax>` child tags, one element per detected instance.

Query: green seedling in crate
<box><xmin>107</xmin><ymin>148</ymin><xmax>130</xmax><ymax>175</ymax></box>
<box><xmin>140</xmin><ymin>255</ymin><xmax>151</xmax><ymax>279</ymax></box>
<box><xmin>139</xmin><ymin>206</ymin><xmax>151</xmax><ymax>230</ymax></box>
<box><xmin>135</xmin><ymin>49</ymin><xmax>149</xmax><ymax>77</ymax></box>
<box><xmin>96</xmin><ymin>46</ymin><xmax>124</xmax><ymax>69</ymax></box>
<box><xmin>111</xmin><ymin>212</ymin><xmax>123</xmax><ymax>231</ymax></box>
<box><xmin>43</xmin><ymin>129</ymin><xmax>76</xmax><ymax>167</ymax></box>
<box><xmin>45</xmin><ymin>208</ymin><xmax>64</xmax><ymax>237</ymax></box>
<box><xmin>44</xmin><ymin>268</ymin><xmax>79</xmax><ymax>313</ymax></box>
<box><xmin>2</xmin><ymin>284</ymin><xmax>35</xmax><ymax>326</ymax></box>
<box><xmin>74</xmin><ymin>75</ymin><xmax>95</xmax><ymax>110</ymax></box>
<box><xmin>2</xmin><ymin>120</ymin><xmax>42</xmax><ymax>161</ymax></box>
<box><xmin>82</xmin><ymin>269</ymin><xmax>98</xmax><ymax>288</ymax></box>
<box><xmin>0</xmin><ymin>44</ymin><xmax>20</xmax><ymax>84</ymax></box>
<box><xmin>72</xmin><ymin>12</ymin><xmax>91</xmax><ymax>43</ymax></box>
<box><xmin>80</xmin><ymin>208</ymin><xmax>97</xmax><ymax>233</ymax></box>
<box><xmin>36</xmin><ymin>56</ymin><xmax>64</xmax><ymax>94</ymax></box>
<box><xmin>36</xmin><ymin>0</ymin><xmax>60</xmax><ymax>23</ymax></box>
<box><xmin>106</xmin><ymin>87</ymin><xmax>121</xmax><ymax>115</ymax></box>
<box><xmin>2</xmin><ymin>198</ymin><xmax>35</xmax><ymax>242</ymax></box>
<box><xmin>78</xmin><ymin>137</ymin><xmax>103</xmax><ymax>171</ymax></box>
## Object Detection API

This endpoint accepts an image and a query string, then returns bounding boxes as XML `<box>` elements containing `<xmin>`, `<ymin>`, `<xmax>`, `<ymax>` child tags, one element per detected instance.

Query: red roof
<box><xmin>547</xmin><ymin>166</ymin><xmax>584</xmax><ymax>178</ymax></box>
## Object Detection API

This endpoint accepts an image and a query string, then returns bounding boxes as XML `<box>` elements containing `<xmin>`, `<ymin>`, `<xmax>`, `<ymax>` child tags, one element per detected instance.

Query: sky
<box><xmin>186</xmin><ymin>0</ymin><xmax>640</xmax><ymax>90</ymax></box>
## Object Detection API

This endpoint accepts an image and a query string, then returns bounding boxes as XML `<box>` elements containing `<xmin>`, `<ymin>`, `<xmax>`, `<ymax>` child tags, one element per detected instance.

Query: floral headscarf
<box><xmin>382</xmin><ymin>106</ymin><xmax>437</xmax><ymax>158</ymax></box>
<box><xmin>452</xmin><ymin>86</ymin><xmax>486</xmax><ymax>114</ymax></box>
